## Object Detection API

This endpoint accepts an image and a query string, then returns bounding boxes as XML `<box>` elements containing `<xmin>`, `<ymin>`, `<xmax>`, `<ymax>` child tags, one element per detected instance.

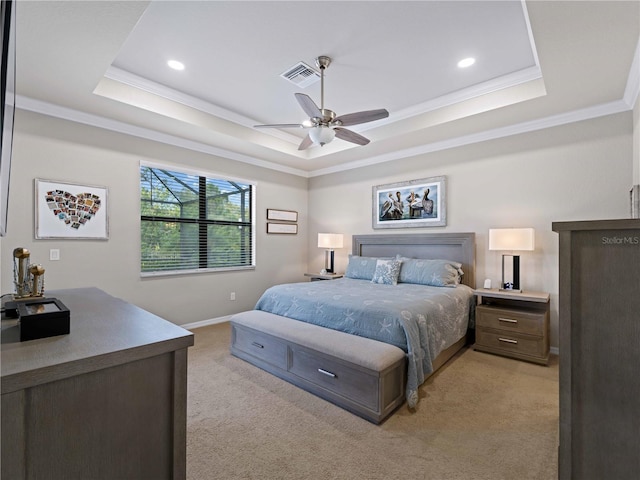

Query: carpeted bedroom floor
<box><xmin>186</xmin><ymin>322</ymin><xmax>559</xmax><ymax>480</ymax></box>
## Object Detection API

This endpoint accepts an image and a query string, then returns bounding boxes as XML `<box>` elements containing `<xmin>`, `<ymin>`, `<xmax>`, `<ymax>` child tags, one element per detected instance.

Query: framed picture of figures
<box><xmin>372</xmin><ymin>176</ymin><xmax>446</xmax><ymax>229</ymax></box>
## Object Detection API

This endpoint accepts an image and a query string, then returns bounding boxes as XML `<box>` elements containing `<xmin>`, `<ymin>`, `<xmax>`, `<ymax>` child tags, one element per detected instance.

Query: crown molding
<box><xmin>16</xmin><ymin>95</ymin><xmax>310</xmax><ymax>178</ymax></box>
<box><xmin>105</xmin><ymin>64</ymin><xmax>542</xmax><ymax>139</ymax></box>
<box><xmin>103</xmin><ymin>67</ymin><xmax>302</xmax><ymax>146</ymax></box>
<box><xmin>390</xmin><ymin>66</ymin><xmax>543</xmax><ymax>125</ymax></box>
<box><xmin>308</xmin><ymin>99</ymin><xmax>631</xmax><ymax>178</ymax></box>
<box><xmin>15</xmin><ymin>60</ymin><xmax>638</xmax><ymax>181</ymax></box>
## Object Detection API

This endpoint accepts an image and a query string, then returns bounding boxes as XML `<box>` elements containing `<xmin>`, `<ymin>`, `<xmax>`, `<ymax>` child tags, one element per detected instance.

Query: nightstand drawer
<box><xmin>476</xmin><ymin>305</ymin><xmax>545</xmax><ymax>336</ymax></box>
<box><xmin>476</xmin><ymin>328</ymin><xmax>545</xmax><ymax>358</ymax></box>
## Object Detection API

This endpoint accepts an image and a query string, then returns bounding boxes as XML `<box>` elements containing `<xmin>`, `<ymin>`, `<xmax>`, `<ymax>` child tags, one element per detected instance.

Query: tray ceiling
<box><xmin>14</xmin><ymin>1</ymin><xmax>640</xmax><ymax>176</ymax></box>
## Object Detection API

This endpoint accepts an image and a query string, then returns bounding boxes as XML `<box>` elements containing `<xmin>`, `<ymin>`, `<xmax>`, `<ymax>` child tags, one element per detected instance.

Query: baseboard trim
<box><xmin>181</xmin><ymin>315</ymin><xmax>232</xmax><ymax>331</ymax></box>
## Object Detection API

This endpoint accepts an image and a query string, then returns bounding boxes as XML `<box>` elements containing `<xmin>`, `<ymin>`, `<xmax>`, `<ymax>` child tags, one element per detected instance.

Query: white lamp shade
<box><xmin>309</xmin><ymin>126</ymin><xmax>335</xmax><ymax>146</ymax></box>
<box><xmin>489</xmin><ymin>228</ymin><xmax>535</xmax><ymax>251</ymax></box>
<box><xmin>318</xmin><ymin>233</ymin><xmax>343</xmax><ymax>249</ymax></box>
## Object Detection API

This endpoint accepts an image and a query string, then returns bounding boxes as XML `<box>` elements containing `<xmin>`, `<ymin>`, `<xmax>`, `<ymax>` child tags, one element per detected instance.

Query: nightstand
<box><xmin>304</xmin><ymin>273</ymin><xmax>344</xmax><ymax>281</ymax></box>
<box><xmin>473</xmin><ymin>288</ymin><xmax>550</xmax><ymax>365</ymax></box>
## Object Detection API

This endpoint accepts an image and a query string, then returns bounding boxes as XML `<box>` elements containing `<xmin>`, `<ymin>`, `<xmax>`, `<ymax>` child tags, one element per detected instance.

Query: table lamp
<box><xmin>318</xmin><ymin>233</ymin><xmax>343</xmax><ymax>274</ymax></box>
<box><xmin>489</xmin><ymin>228</ymin><xmax>535</xmax><ymax>292</ymax></box>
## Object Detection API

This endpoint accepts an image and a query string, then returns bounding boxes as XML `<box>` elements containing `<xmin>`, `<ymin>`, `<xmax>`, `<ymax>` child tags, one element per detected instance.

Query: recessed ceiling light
<box><xmin>167</xmin><ymin>60</ymin><xmax>185</xmax><ymax>71</ymax></box>
<box><xmin>457</xmin><ymin>57</ymin><xmax>476</xmax><ymax>68</ymax></box>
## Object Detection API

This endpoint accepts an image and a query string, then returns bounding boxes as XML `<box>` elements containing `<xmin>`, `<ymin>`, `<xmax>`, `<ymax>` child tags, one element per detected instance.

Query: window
<box><xmin>140</xmin><ymin>163</ymin><xmax>255</xmax><ymax>275</ymax></box>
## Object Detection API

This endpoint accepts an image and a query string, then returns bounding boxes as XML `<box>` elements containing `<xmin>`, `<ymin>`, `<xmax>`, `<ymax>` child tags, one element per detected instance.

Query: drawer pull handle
<box><xmin>317</xmin><ymin>368</ymin><xmax>336</xmax><ymax>378</ymax></box>
<box><xmin>251</xmin><ymin>342</ymin><xmax>264</xmax><ymax>349</ymax></box>
<box><xmin>498</xmin><ymin>317</ymin><xmax>518</xmax><ymax>324</ymax></box>
<box><xmin>498</xmin><ymin>337</ymin><xmax>518</xmax><ymax>344</ymax></box>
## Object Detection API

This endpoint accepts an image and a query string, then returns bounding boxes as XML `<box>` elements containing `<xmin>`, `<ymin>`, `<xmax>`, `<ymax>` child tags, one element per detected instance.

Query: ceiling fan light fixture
<box><xmin>309</xmin><ymin>125</ymin><xmax>335</xmax><ymax>146</ymax></box>
<box><xmin>255</xmin><ymin>55</ymin><xmax>389</xmax><ymax>149</ymax></box>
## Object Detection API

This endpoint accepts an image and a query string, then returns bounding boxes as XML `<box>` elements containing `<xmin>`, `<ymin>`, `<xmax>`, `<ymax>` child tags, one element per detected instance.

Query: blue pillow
<box><xmin>345</xmin><ymin>255</ymin><xmax>379</xmax><ymax>280</ymax></box>
<box><xmin>371</xmin><ymin>259</ymin><xmax>402</xmax><ymax>285</ymax></box>
<box><xmin>396</xmin><ymin>256</ymin><xmax>463</xmax><ymax>287</ymax></box>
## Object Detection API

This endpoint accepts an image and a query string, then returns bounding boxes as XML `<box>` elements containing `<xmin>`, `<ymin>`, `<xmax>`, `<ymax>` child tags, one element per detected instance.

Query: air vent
<box><xmin>280</xmin><ymin>61</ymin><xmax>320</xmax><ymax>88</ymax></box>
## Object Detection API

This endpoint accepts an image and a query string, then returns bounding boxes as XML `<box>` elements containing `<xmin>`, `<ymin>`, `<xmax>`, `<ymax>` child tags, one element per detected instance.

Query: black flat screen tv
<box><xmin>1</xmin><ymin>0</ymin><xmax>16</xmax><ymax>237</ymax></box>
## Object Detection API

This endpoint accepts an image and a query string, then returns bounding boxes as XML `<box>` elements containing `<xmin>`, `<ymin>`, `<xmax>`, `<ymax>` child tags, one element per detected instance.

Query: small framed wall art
<box><xmin>267</xmin><ymin>222</ymin><xmax>298</xmax><ymax>234</ymax></box>
<box><xmin>35</xmin><ymin>179</ymin><xmax>109</xmax><ymax>239</ymax></box>
<box><xmin>266</xmin><ymin>208</ymin><xmax>298</xmax><ymax>223</ymax></box>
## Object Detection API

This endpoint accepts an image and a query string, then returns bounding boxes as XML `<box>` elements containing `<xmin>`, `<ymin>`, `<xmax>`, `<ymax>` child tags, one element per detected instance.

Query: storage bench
<box><xmin>230</xmin><ymin>310</ymin><xmax>407</xmax><ymax>424</ymax></box>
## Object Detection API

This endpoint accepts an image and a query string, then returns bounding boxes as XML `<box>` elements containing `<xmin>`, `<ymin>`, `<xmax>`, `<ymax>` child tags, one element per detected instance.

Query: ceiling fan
<box><xmin>254</xmin><ymin>56</ymin><xmax>389</xmax><ymax>150</ymax></box>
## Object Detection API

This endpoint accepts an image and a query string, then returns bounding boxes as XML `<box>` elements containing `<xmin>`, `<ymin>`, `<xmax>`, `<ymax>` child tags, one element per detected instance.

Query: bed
<box><xmin>230</xmin><ymin>232</ymin><xmax>476</xmax><ymax>423</ymax></box>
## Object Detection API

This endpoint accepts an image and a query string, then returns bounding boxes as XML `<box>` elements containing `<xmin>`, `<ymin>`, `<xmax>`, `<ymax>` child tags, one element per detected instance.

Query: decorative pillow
<box><xmin>371</xmin><ymin>259</ymin><xmax>402</xmax><ymax>285</ymax></box>
<box><xmin>396</xmin><ymin>256</ymin><xmax>463</xmax><ymax>287</ymax></box>
<box><xmin>345</xmin><ymin>255</ymin><xmax>380</xmax><ymax>280</ymax></box>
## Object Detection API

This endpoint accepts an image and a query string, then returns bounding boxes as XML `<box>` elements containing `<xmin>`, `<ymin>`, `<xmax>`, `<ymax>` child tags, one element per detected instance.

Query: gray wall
<box><xmin>307</xmin><ymin>112</ymin><xmax>634</xmax><ymax>350</ymax></box>
<box><xmin>1</xmin><ymin>110</ymin><xmax>309</xmax><ymax>324</ymax></box>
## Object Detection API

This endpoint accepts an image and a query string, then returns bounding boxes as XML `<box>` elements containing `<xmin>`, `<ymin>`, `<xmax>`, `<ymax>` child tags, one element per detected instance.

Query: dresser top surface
<box><xmin>1</xmin><ymin>287</ymin><xmax>193</xmax><ymax>388</ymax></box>
<box><xmin>552</xmin><ymin>218</ymin><xmax>640</xmax><ymax>232</ymax></box>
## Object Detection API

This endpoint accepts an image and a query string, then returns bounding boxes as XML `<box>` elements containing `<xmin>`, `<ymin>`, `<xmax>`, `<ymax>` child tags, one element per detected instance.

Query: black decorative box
<box><xmin>18</xmin><ymin>297</ymin><xmax>70</xmax><ymax>341</ymax></box>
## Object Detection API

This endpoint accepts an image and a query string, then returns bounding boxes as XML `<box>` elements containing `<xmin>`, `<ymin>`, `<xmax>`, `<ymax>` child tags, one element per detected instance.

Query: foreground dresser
<box><xmin>553</xmin><ymin>219</ymin><xmax>640</xmax><ymax>480</ymax></box>
<box><xmin>1</xmin><ymin>288</ymin><xmax>194</xmax><ymax>480</ymax></box>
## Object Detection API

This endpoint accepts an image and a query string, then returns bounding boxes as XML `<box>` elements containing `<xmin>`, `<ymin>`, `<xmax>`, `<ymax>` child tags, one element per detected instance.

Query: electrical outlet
<box><xmin>50</xmin><ymin>249</ymin><xmax>60</xmax><ymax>261</ymax></box>
<box><xmin>230</xmin><ymin>292</ymin><xmax>236</xmax><ymax>301</ymax></box>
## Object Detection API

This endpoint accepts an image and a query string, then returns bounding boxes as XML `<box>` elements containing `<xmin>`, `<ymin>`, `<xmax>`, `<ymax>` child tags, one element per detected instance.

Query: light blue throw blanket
<box><xmin>255</xmin><ymin>278</ymin><xmax>474</xmax><ymax>407</ymax></box>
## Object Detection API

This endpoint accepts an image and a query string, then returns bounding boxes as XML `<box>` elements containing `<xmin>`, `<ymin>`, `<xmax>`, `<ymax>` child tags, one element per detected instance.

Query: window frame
<box><xmin>139</xmin><ymin>161</ymin><xmax>256</xmax><ymax>277</ymax></box>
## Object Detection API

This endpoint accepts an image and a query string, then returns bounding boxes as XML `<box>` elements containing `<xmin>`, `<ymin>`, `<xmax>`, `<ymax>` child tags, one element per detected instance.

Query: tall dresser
<box><xmin>552</xmin><ymin>219</ymin><xmax>640</xmax><ymax>480</ymax></box>
<box><xmin>1</xmin><ymin>288</ymin><xmax>194</xmax><ymax>480</ymax></box>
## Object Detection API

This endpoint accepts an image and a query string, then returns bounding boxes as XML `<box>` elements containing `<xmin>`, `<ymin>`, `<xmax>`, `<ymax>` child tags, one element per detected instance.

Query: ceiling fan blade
<box><xmin>334</xmin><ymin>109</ymin><xmax>389</xmax><ymax>127</ymax></box>
<box><xmin>334</xmin><ymin>127</ymin><xmax>370</xmax><ymax>146</ymax></box>
<box><xmin>254</xmin><ymin>123</ymin><xmax>305</xmax><ymax>129</ymax></box>
<box><xmin>298</xmin><ymin>134</ymin><xmax>314</xmax><ymax>151</ymax></box>
<box><xmin>295</xmin><ymin>93</ymin><xmax>322</xmax><ymax>118</ymax></box>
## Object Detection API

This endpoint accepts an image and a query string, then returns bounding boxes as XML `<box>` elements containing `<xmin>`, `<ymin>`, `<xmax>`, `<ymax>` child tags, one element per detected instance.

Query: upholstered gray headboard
<box><xmin>352</xmin><ymin>233</ymin><xmax>476</xmax><ymax>288</ymax></box>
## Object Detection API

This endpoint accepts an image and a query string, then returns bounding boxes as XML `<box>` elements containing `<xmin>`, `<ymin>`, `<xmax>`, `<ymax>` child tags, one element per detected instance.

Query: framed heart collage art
<box><xmin>35</xmin><ymin>179</ymin><xmax>108</xmax><ymax>239</ymax></box>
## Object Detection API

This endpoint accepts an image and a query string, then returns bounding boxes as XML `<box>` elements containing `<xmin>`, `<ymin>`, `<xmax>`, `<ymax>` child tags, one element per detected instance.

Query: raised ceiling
<box><xmin>15</xmin><ymin>1</ymin><xmax>640</xmax><ymax>177</ymax></box>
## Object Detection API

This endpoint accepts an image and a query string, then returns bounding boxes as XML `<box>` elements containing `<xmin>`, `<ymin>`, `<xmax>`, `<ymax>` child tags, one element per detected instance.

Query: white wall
<box><xmin>308</xmin><ymin>112</ymin><xmax>633</xmax><ymax>349</ymax></box>
<box><xmin>1</xmin><ymin>110</ymin><xmax>309</xmax><ymax>325</ymax></box>
<box><xmin>634</xmin><ymin>94</ymin><xmax>639</xmax><ymax>185</ymax></box>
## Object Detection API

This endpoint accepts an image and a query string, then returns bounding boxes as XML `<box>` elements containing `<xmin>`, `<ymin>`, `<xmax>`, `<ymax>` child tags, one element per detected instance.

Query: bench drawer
<box><xmin>232</xmin><ymin>325</ymin><xmax>288</xmax><ymax>370</ymax></box>
<box><xmin>288</xmin><ymin>346</ymin><xmax>379</xmax><ymax>411</ymax></box>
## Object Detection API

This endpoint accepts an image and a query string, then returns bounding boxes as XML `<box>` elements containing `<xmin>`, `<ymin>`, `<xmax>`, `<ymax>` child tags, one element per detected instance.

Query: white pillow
<box><xmin>370</xmin><ymin>259</ymin><xmax>402</xmax><ymax>285</ymax></box>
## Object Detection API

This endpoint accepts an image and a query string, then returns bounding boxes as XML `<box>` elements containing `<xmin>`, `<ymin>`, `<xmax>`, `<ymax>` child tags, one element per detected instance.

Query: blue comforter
<box><xmin>255</xmin><ymin>278</ymin><xmax>474</xmax><ymax>407</ymax></box>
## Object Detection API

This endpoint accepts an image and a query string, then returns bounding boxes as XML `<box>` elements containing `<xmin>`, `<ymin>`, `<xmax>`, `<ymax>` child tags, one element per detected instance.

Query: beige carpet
<box><xmin>186</xmin><ymin>322</ymin><xmax>558</xmax><ymax>480</ymax></box>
